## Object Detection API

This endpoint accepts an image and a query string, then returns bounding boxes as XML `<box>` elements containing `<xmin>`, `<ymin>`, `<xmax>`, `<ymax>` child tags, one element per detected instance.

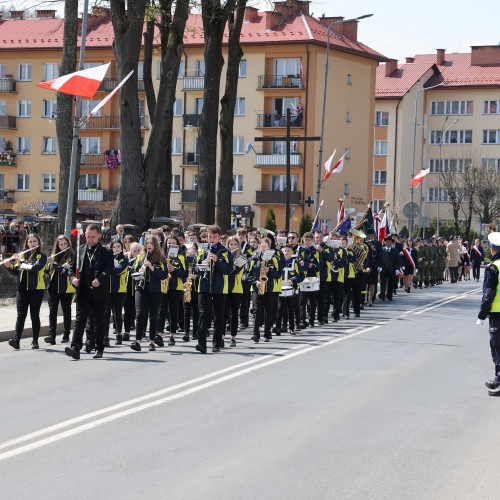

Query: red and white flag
<box><xmin>379</xmin><ymin>204</ymin><xmax>391</xmax><ymax>242</ymax></box>
<box><xmin>37</xmin><ymin>63</ymin><xmax>111</xmax><ymax>99</ymax></box>
<box><xmin>323</xmin><ymin>150</ymin><xmax>347</xmax><ymax>182</ymax></box>
<box><xmin>337</xmin><ymin>198</ymin><xmax>345</xmax><ymax>224</ymax></box>
<box><xmin>409</xmin><ymin>168</ymin><xmax>430</xmax><ymax>186</ymax></box>
<box><xmin>87</xmin><ymin>70</ymin><xmax>134</xmax><ymax>118</ymax></box>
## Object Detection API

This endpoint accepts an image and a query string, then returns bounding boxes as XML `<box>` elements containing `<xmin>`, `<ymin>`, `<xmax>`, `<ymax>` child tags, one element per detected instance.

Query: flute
<box><xmin>50</xmin><ymin>247</ymin><xmax>70</xmax><ymax>259</ymax></box>
<box><xmin>0</xmin><ymin>245</ymin><xmax>40</xmax><ymax>266</ymax></box>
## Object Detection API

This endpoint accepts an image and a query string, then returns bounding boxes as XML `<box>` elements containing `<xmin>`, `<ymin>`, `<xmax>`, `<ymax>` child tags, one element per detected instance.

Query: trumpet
<box><xmin>184</xmin><ymin>263</ymin><xmax>193</xmax><ymax>303</ymax></box>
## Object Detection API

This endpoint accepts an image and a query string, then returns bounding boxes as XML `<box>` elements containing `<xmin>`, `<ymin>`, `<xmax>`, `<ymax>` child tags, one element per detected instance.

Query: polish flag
<box><xmin>323</xmin><ymin>151</ymin><xmax>346</xmax><ymax>182</ymax></box>
<box><xmin>337</xmin><ymin>198</ymin><xmax>345</xmax><ymax>223</ymax></box>
<box><xmin>87</xmin><ymin>70</ymin><xmax>134</xmax><ymax>118</ymax></box>
<box><xmin>409</xmin><ymin>168</ymin><xmax>430</xmax><ymax>186</ymax></box>
<box><xmin>378</xmin><ymin>205</ymin><xmax>391</xmax><ymax>242</ymax></box>
<box><xmin>37</xmin><ymin>63</ymin><xmax>111</xmax><ymax>99</ymax></box>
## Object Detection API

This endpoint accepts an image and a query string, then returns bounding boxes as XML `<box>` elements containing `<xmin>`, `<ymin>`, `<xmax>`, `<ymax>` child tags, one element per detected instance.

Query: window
<box><xmin>173</xmin><ymin>98</ymin><xmax>182</xmax><ymax>116</ymax></box>
<box><xmin>172</xmin><ymin>137</ymin><xmax>182</xmax><ymax>155</ymax></box>
<box><xmin>0</xmin><ymin>99</ymin><xmax>6</xmax><ymax>115</ymax></box>
<box><xmin>232</xmin><ymin>175</ymin><xmax>243</xmax><ymax>192</ymax></box>
<box><xmin>195</xmin><ymin>60</ymin><xmax>205</xmax><ymax>77</ymax></box>
<box><xmin>192</xmin><ymin>174</ymin><xmax>198</xmax><ymax>190</ymax></box>
<box><xmin>481</xmin><ymin>158</ymin><xmax>500</xmax><ymax>171</ymax></box>
<box><xmin>42</xmin><ymin>99</ymin><xmax>57</xmax><ymax>118</ymax></box>
<box><xmin>0</xmin><ymin>64</ymin><xmax>6</xmax><ymax>78</ymax></box>
<box><xmin>374</xmin><ymin>140</ymin><xmax>387</xmax><ymax>155</ymax></box>
<box><xmin>78</xmin><ymin>174</ymin><xmax>101</xmax><ymax>190</ymax></box>
<box><xmin>17</xmin><ymin>100</ymin><xmax>31</xmax><ymax>117</ymax></box>
<box><xmin>42</xmin><ymin>63</ymin><xmax>59</xmax><ymax>81</ymax></box>
<box><xmin>347</xmin><ymin>74</ymin><xmax>352</xmax><ymax>85</ymax></box>
<box><xmin>195</xmin><ymin>98</ymin><xmax>204</xmax><ymax>115</ymax></box>
<box><xmin>137</xmin><ymin>61</ymin><xmax>144</xmax><ymax>81</ymax></box>
<box><xmin>42</xmin><ymin>137</ymin><xmax>57</xmax><ymax>154</ymax></box>
<box><xmin>271</xmin><ymin>174</ymin><xmax>298</xmax><ymax>192</ymax></box>
<box><xmin>16</xmin><ymin>137</ymin><xmax>30</xmax><ymax>154</ymax></box>
<box><xmin>484</xmin><ymin>100</ymin><xmax>500</xmax><ymax>114</ymax></box>
<box><xmin>0</xmin><ymin>173</ymin><xmax>4</xmax><ymax>192</ymax></box>
<box><xmin>483</xmin><ymin>130</ymin><xmax>500</xmax><ymax>144</ymax></box>
<box><xmin>274</xmin><ymin>58</ymin><xmax>300</xmax><ymax>76</ymax></box>
<box><xmin>81</xmin><ymin>137</ymin><xmax>101</xmax><ymax>154</ymax></box>
<box><xmin>428</xmin><ymin>188</ymin><xmax>450</xmax><ymax>203</ymax></box>
<box><xmin>139</xmin><ymin>99</ymin><xmax>146</xmax><ymax>128</ymax></box>
<box><xmin>373</xmin><ymin>171</ymin><xmax>387</xmax><ymax>185</ymax></box>
<box><xmin>233</xmin><ymin>136</ymin><xmax>244</xmax><ymax>154</ymax></box>
<box><xmin>171</xmin><ymin>174</ymin><xmax>180</xmax><ymax>192</ymax></box>
<box><xmin>178</xmin><ymin>60</ymin><xmax>184</xmax><ymax>79</ymax></box>
<box><xmin>16</xmin><ymin>174</ymin><xmax>30</xmax><ymax>191</ymax></box>
<box><xmin>83</xmin><ymin>62</ymin><xmax>103</xmax><ymax>69</ymax></box>
<box><xmin>429</xmin><ymin>158</ymin><xmax>470</xmax><ymax>173</ymax></box>
<box><xmin>81</xmin><ymin>99</ymin><xmax>101</xmax><ymax>117</ymax></box>
<box><xmin>430</xmin><ymin>100</ymin><xmax>473</xmax><ymax>115</ymax></box>
<box><xmin>41</xmin><ymin>173</ymin><xmax>56</xmax><ymax>191</ymax></box>
<box><xmin>375</xmin><ymin>111</ymin><xmax>389</xmax><ymax>126</ymax></box>
<box><xmin>272</xmin><ymin>97</ymin><xmax>299</xmax><ymax>117</ymax></box>
<box><xmin>346</xmin><ymin>111</ymin><xmax>351</xmax><ymax>123</ymax></box>
<box><xmin>18</xmin><ymin>64</ymin><xmax>32</xmax><ymax>81</ymax></box>
<box><xmin>372</xmin><ymin>200</ymin><xmax>384</xmax><ymax>213</ymax></box>
<box><xmin>235</xmin><ymin>97</ymin><xmax>246</xmax><ymax>116</ymax></box>
<box><xmin>430</xmin><ymin>129</ymin><xmax>472</xmax><ymax>145</ymax></box>
<box><xmin>239</xmin><ymin>60</ymin><xmax>247</xmax><ymax>78</ymax></box>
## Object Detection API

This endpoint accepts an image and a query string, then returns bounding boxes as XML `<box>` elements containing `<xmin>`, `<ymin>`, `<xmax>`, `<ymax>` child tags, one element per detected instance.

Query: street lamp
<box><xmin>409</xmin><ymin>82</ymin><xmax>444</xmax><ymax>234</ymax></box>
<box><xmin>436</xmin><ymin>117</ymin><xmax>459</xmax><ymax>236</ymax></box>
<box><xmin>316</xmin><ymin>13</ymin><xmax>373</xmax><ymax>208</ymax></box>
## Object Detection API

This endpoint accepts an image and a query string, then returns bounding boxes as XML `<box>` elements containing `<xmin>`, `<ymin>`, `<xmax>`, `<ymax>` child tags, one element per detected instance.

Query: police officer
<box><xmin>478</xmin><ymin>232</ymin><xmax>500</xmax><ymax>396</ymax></box>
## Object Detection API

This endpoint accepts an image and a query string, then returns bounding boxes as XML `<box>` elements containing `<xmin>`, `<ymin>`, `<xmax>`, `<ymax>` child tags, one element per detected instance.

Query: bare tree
<box><xmin>13</xmin><ymin>199</ymin><xmax>52</xmax><ymax>217</ymax></box>
<box><xmin>472</xmin><ymin>165</ymin><xmax>500</xmax><ymax>224</ymax></box>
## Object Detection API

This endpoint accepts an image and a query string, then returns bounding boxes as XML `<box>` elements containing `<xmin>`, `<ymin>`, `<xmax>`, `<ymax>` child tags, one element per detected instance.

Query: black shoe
<box><xmin>333</xmin><ymin>318</ymin><xmax>339</xmax><ymax>322</ymax></box>
<box><xmin>240</xmin><ymin>323</ymin><xmax>248</xmax><ymax>329</ymax></box>
<box><xmin>130</xmin><ymin>341</ymin><xmax>141</xmax><ymax>352</ymax></box>
<box><xmin>354</xmin><ymin>313</ymin><xmax>360</xmax><ymax>317</ymax></box>
<box><xmin>485</xmin><ymin>379</ymin><xmax>499</xmax><ymax>390</ymax></box>
<box><xmin>290</xmin><ymin>330</ymin><xmax>296</xmax><ymax>335</ymax></box>
<box><xmin>488</xmin><ymin>385</ymin><xmax>500</xmax><ymax>396</ymax></box>
<box><xmin>65</xmin><ymin>346</ymin><xmax>80</xmax><ymax>360</ymax></box>
<box><xmin>31</xmin><ymin>340</ymin><xmax>39</xmax><ymax>349</ymax></box>
<box><xmin>61</xmin><ymin>333</ymin><xmax>70</xmax><ymax>343</ymax></box>
<box><xmin>264</xmin><ymin>337</ymin><xmax>270</xmax><ymax>342</ymax></box>
<box><xmin>154</xmin><ymin>335</ymin><xmax>165</xmax><ymax>347</ymax></box>
<box><xmin>300</xmin><ymin>323</ymin><xmax>308</xmax><ymax>329</ymax></box>
<box><xmin>168</xmin><ymin>337</ymin><xmax>175</xmax><ymax>346</ymax></box>
<box><xmin>8</xmin><ymin>338</ymin><xmax>20</xmax><ymax>350</ymax></box>
<box><xmin>103</xmin><ymin>337</ymin><xmax>111</xmax><ymax>348</ymax></box>
<box><xmin>195</xmin><ymin>344</ymin><xmax>207</xmax><ymax>354</ymax></box>
<box><xmin>123</xmin><ymin>333</ymin><xmax>130</xmax><ymax>342</ymax></box>
<box><xmin>93</xmin><ymin>351</ymin><xmax>103</xmax><ymax>359</ymax></box>
<box><xmin>418</xmin><ymin>285</ymin><xmax>423</xmax><ymax>289</ymax></box>
<box><xmin>182</xmin><ymin>334</ymin><xmax>190</xmax><ymax>342</ymax></box>
<box><xmin>191</xmin><ymin>333</ymin><xmax>198</xmax><ymax>341</ymax></box>
<box><xmin>84</xmin><ymin>342</ymin><xmax>95</xmax><ymax>354</ymax></box>
<box><xmin>212</xmin><ymin>346</ymin><xmax>220</xmax><ymax>353</ymax></box>
<box><xmin>251</xmin><ymin>335</ymin><xmax>260</xmax><ymax>343</ymax></box>
<box><xmin>115</xmin><ymin>334</ymin><xmax>123</xmax><ymax>345</ymax></box>
<box><xmin>387</xmin><ymin>297</ymin><xmax>393</xmax><ymax>301</ymax></box>
<box><xmin>44</xmin><ymin>336</ymin><xmax>56</xmax><ymax>345</ymax></box>
<box><xmin>272</xmin><ymin>327</ymin><xmax>279</xmax><ymax>334</ymax></box>
<box><xmin>230</xmin><ymin>339</ymin><xmax>236</xmax><ymax>347</ymax></box>
<box><xmin>149</xmin><ymin>344</ymin><xmax>156</xmax><ymax>352</ymax></box>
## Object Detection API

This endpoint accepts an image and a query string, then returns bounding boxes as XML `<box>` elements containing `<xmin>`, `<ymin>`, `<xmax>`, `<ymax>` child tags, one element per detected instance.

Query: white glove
<box><xmin>377</xmin><ymin>267</ymin><xmax>382</xmax><ymax>272</ymax></box>
<box><xmin>476</xmin><ymin>319</ymin><xmax>484</xmax><ymax>326</ymax></box>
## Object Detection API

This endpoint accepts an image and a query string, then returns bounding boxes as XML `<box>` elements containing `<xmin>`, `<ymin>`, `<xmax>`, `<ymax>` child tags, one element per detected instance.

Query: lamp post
<box><xmin>436</xmin><ymin>117</ymin><xmax>459</xmax><ymax>236</ymax></box>
<box><xmin>409</xmin><ymin>82</ymin><xmax>444</xmax><ymax>235</ymax></box>
<box><xmin>316</xmin><ymin>13</ymin><xmax>373</xmax><ymax>208</ymax></box>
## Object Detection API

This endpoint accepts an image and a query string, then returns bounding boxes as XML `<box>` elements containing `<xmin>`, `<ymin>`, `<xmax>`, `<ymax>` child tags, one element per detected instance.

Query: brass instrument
<box><xmin>184</xmin><ymin>263</ymin><xmax>193</xmax><ymax>303</ymax></box>
<box><xmin>257</xmin><ymin>258</ymin><xmax>268</xmax><ymax>296</ymax></box>
<box><xmin>349</xmin><ymin>229</ymin><xmax>369</xmax><ymax>272</ymax></box>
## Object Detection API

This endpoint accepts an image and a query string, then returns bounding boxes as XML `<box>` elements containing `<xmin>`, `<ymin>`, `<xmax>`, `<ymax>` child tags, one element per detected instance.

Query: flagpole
<box><xmin>311</xmin><ymin>200</ymin><xmax>324</xmax><ymax>232</ymax></box>
<box><xmin>64</xmin><ymin>0</ymin><xmax>89</xmax><ymax>237</ymax></box>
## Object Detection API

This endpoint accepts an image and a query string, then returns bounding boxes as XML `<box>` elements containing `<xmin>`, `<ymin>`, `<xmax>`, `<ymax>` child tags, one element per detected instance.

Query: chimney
<box><xmin>265</xmin><ymin>11</ymin><xmax>280</xmax><ymax>31</ymax></box>
<box><xmin>436</xmin><ymin>48</ymin><xmax>446</xmax><ymax>65</ymax></box>
<box><xmin>36</xmin><ymin>10</ymin><xmax>56</xmax><ymax>19</ymax></box>
<box><xmin>385</xmin><ymin>59</ymin><xmax>398</xmax><ymax>76</ymax></box>
<box><xmin>318</xmin><ymin>15</ymin><xmax>343</xmax><ymax>29</ymax></box>
<box><xmin>244</xmin><ymin>6</ymin><xmax>259</xmax><ymax>23</ymax></box>
<box><xmin>406</xmin><ymin>57</ymin><xmax>415</xmax><ymax>63</ymax></box>
<box><xmin>471</xmin><ymin>45</ymin><xmax>500</xmax><ymax>66</ymax></box>
<box><xmin>91</xmin><ymin>7</ymin><xmax>111</xmax><ymax>17</ymax></box>
<box><xmin>10</xmin><ymin>11</ymin><xmax>24</xmax><ymax>20</ymax></box>
<box><xmin>341</xmin><ymin>20</ymin><xmax>358</xmax><ymax>43</ymax></box>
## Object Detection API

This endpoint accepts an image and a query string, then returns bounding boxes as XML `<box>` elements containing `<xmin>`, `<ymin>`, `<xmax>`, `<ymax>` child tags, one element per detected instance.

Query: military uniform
<box><xmin>416</xmin><ymin>240</ymin><xmax>428</xmax><ymax>288</ymax></box>
<box><xmin>428</xmin><ymin>240</ymin><xmax>438</xmax><ymax>286</ymax></box>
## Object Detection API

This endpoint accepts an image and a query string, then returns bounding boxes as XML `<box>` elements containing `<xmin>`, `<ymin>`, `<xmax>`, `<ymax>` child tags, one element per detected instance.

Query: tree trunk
<box><xmin>56</xmin><ymin>0</ymin><xmax>79</xmax><ymax>234</ymax></box>
<box><xmin>216</xmin><ymin>0</ymin><xmax>246</xmax><ymax>233</ymax></box>
<box><xmin>198</xmin><ymin>0</ymin><xmax>235</xmax><ymax>225</ymax></box>
<box><xmin>110</xmin><ymin>0</ymin><xmax>149</xmax><ymax>230</ymax></box>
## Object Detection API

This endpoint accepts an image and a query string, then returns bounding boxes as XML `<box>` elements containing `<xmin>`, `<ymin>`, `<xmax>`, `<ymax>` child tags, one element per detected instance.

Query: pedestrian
<box><xmin>470</xmin><ymin>237</ymin><xmax>484</xmax><ymax>282</ymax></box>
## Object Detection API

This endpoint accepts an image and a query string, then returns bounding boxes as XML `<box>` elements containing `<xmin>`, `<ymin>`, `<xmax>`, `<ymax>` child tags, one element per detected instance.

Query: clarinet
<box><xmin>202</xmin><ymin>245</ymin><xmax>213</xmax><ymax>280</ymax></box>
<box><xmin>137</xmin><ymin>252</ymin><xmax>151</xmax><ymax>290</ymax></box>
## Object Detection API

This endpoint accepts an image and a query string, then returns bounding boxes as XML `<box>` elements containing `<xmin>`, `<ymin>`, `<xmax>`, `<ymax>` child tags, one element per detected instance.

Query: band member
<box><xmin>226</xmin><ymin>235</ymin><xmax>245</xmax><ymax>347</ymax></box>
<box><xmin>195</xmin><ymin>225</ymin><xmax>232</xmax><ymax>353</ymax></box>
<box><xmin>5</xmin><ymin>233</ymin><xmax>47</xmax><ymax>350</ymax></box>
<box><xmin>378</xmin><ymin>235</ymin><xmax>401</xmax><ymax>301</ymax></box>
<box><xmin>314</xmin><ymin>230</ymin><xmax>334</xmax><ymax>325</ymax></box>
<box><xmin>44</xmin><ymin>235</ymin><xmax>75</xmax><ymax>345</ymax></box>
<box><xmin>327</xmin><ymin>231</ymin><xmax>348</xmax><ymax>321</ymax></box>
<box><xmin>349</xmin><ymin>229</ymin><xmax>369</xmax><ymax>317</ymax></box>
<box><xmin>287</xmin><ymin>231</ymin><xmax>302</xmax><ymax>330</ymax></box>
<box><xmin>183</xmin><ymin>244</ymin><xmax>199</xmax><ymax>341</ymax></box>
<box><xmin>298</xmin><ymin>232</ymin><xmax>320</xmax><ymax>328</ymax></box>
<box><xmin>121</xmin><ymin>241</ymin><xmax>142</xmax><ymax>343</ymax></box>
<box><xmin>341</xmin><ymin>234</ymin><xmax>356</xmax><ymax>319</ymax></box>
<box><xmin>103</xmin><ymin>240</ymin><xmax>129</xmax><ymax>346</ymax></box>
<box><xmin>236</xmin><ymin>228</ymin><xmax>254</xmax><ymax>329</ymax></box>
<box><xmin>65</xmin><ymin>224</ymin><xmax>114</xmax><ymax>360</ymax></box>
<box><xmin>130</xmin><ymin>235</ymin><xmax>168</xmax><ymax>352</ymax></box>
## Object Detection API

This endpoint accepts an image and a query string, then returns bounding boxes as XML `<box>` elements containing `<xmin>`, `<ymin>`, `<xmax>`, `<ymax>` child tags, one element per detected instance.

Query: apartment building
<box><xmin>375</xmin><ymin>46</ymin><xmax>500</xmax><ymax>233</ymax></box>
<box><xmin>0</xmin><ymin>1</ymin><xmax>385</xmax><ymax>230</ymax></box>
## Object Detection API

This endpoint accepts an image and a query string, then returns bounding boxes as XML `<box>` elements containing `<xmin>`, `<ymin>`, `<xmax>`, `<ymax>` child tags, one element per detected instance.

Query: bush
<box><xmin>264</xmin><ymin>208</ymin><xmax>276</xmax><ymax>233</ymax></box>
<box><xmin>299</xmin><ymin>213</ymin><xmax>312</xmax><ymax>236</ymax></box>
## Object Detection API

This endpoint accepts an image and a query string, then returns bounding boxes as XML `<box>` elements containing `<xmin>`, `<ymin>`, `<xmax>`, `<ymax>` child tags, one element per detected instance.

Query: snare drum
<box><xmin>131</xmin><ymin>271</ymin><xmax>144</xmax><ymax>281</ymax></box>
<box><xmin>299</xmin><ymin>277</ymin><xmax>320</xmax><ymax>292</ymax></box>
<box><xmin>279</xmin><ymin>286</ymin><xmax>294</xmax><ymax>298</ymax></box>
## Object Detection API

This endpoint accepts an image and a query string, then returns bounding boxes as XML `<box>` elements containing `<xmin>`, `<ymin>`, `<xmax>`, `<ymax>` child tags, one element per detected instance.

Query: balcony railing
<box><xmin>77</xmin><ymin>189</ymin><xmax>118</xmax><ymax>202</ymax></box>
<box><xmin>182</xmin><ymin>69</ymin><xmax>205</xmax><ymax>90</ymax></box>
<box><xmin>258</xmin><ymin>75</ymin><xmax>304</xmax><ymax>89</ymax></box>
<box><xmin>0</xmin><ymin>151</ymin><xmax>16</xmax><ymax>166</ymax></box>
<box><xmin>0</xmin><ymin>115</ymin><xmax>17</xmax><ymax>129</ymax></box>
<box><xmin>256</xmin><ymin>191</ymin><xmax>302</xmax><ymax>204</ymax></box>
<box><xmin>181</xmin><ymin>190</ymin><xmax>197</xmax><ymax>203</ymax></box>
<box><xmin>182</xmin><ymin>152</ymin><xmax>199</xmax><ymax>166</ymax></box>
<box><xmin>98</xmin><ymin>78</ymin><xmax>145</xmax><ymax>92</ymax></box>
<box><xmin>183</xmin><ymin>114</ymin><xmax>201</xmax><ymax>128</ymax></box>
<box><xmin>256</xmin><ymin>113</ymin><xmax>302</xmax><ymax>128</ymax></box>
<box><xmin>81</xmin><ymin>115</ymin><xmax>149</xmax><ymax>129</ymax></box>
<box><xmin>81</xmin><ymin>153</ymin><xmax>105</xmax><ymax>166</ymax></box>
<box><xmin>0</xmin><ymin>78</ymin><xmax>16</xmax><ymax>92</ymax></box>
<box><xmin>255</xmin><ymin>153</ymin><xmax>302</xmax><ymax>167</ymax></box>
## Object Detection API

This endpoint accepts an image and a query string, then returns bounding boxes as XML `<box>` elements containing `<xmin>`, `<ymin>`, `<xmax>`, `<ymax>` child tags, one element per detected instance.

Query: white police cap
<box><xmin>488</xmin><ymin>232</ymin><xmax>500</xmax><ymax>248</ymax></box>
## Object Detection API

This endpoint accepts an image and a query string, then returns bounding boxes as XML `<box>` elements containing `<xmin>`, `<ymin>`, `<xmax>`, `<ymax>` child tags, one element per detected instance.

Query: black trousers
<box><xmin>301</xmin><ymin>291</ymin><xmax>317</xmax><ymax>325</ymax></box>
<box><xmin>198</xmin><ymin>293</ymin><xmax>226</xmax><ymax>349</ymax></box>
<box><xmin>252</xmin><ymin>291</ymin><xmax>278</xmax><ymax>339</ymax></box>
<box><xmin>276</xmin><ymin>295</ymin><xmax>295</xmax><ymax>331</ymax></box>
<box><xmin>104</xmin><ymin>292</ymin><xmax>126</xmax><ymax>336</ymax></box>
<box><xmin>47</xmin><ymin>288</ymin><xmax>73</xmax><ymax>336</ymax></box>
<box><xmin>380</xmin><ymin>273</ymin><xmax>396</xmax><ymax>299</ymax></box>
<box><xmin>317</xmin><ymin>281</ymin><xmax>331</xmax><ymax>322</ymax></box>
<box><xmin>472</xmin><ymin>264</ymin><xmax>481</xmax><ymax>281</ymax></box>
<box><xmin>240</xmin><ymin>281</ymin><xmax>252</xmax><ymax>326</ymax></box>
<box><xmin>71</xmin><ymin>288</ymin><xmax>107</xmax><ymax>352</ymax></box>
<box><xmin>135</xmin><ymin>289</ymin><xmax>161</xmax><ymax>341</ymax></box>
<box><xmin>225</xmin><ymin>293</ymin><xmax>242</xmax><ymax>337</ymax></box>
<box><xmin>489</xmin><ymin>314</ymin><xmax>500</xmax><ymax>384</ymax></box>
<box><xmin>331</xmin><ymin>281</ymin><xmax>343</xmax><ymax>320</ymax></box>
<box><xmin>449</xmin><ymin>266</ymin><xmax>459</xmax><ymax>282</ymax></box>
<box><xmin>123</xmin><ymin>292</ymin><xmax>136</xmax><ymax>332</ymax></box>
<box><xmin>15</xmin><ymin>289</ymin><xmax>45</xmax><ymax>341</ymax></box>
<box><xmin>161</xmin><ymin>290</ymin><xmax>183</xmax><ymax>334</ymax></box>
<box><xmin>184</xmin><ymin>290</ymin><xmax>199</xmax><ymax>335</ymax></box>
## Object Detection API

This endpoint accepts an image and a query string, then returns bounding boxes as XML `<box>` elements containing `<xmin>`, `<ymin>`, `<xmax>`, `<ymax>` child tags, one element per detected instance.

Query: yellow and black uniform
<box><xmin>316</xmin><ymin>243</ymin><xmax>334</xmax><ymax>325</ymax></box>
<box><xmin>104</xmin><ymin>251</ymin><xmax>129</xmax><ymax>344</ymax></box>
<box><xmin>7</xmin><ymin>248</ymin><xmax>48</xmax><ymax>349</ymax></box>
<box><xmin>46</xmin><ymin>253</ymin><xmax>75</xmax><ymax>344</ymax></box>
<box><xmin>329</xmin><ymin>246</ymin><xmax>347</xmax><ymax>322</ymax></box>
<box><xmin>239</xmin><ymin>242</ymin><xmax>255</xmax><ymax>329</ymax></box>
<box><xmin>298</xmin><ymin>245</ymin><xmax>320</xmax><ymax>328</ymax></box>
<box><xmin>342</xmin><ymin>246</ymin><xmax>356</xmax><ymax>318</ymax></box>
<box><xmin>123</xmin><ymin>256</ymin><xmax>138</xmax><ymax>341</ymax></box>
<box><xmin>275</xmin><ymin>256</ymin><xmax>304</xmax><ymax>334</ymax></box>
<box><xmin>226</xmin><ymin>254</ymin><xmax>246</xmax><ymax>341</ymax></box>
<box><xmin>183</xmin><ymin>254</ymin><xmax>199</xmax><ymax>341</ymax></box>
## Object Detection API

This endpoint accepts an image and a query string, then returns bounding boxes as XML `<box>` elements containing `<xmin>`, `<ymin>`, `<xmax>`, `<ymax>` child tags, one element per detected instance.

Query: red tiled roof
<box><xmin>0</xmin><ymin>12</ymin><xmax>386</xmax><ymax>60</ymax></box>
<box><xmin>376</xmin><ymin>62</ymin><xmax>437</xmax><ymax>98</ymax></box>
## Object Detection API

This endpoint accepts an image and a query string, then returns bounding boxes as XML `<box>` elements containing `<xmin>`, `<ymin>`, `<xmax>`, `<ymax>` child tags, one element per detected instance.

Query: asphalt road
<box><xmin>0</xmin><ymin>279</ymin><xmax>497</xmax><ymax>500</ymax></box>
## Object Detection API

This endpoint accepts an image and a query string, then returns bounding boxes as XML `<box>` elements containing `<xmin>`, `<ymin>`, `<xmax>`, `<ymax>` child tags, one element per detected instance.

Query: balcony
<box><xmin>0</xmin><ymin>152</ymin><xmax>16</xmax><ymax>166</ymax></box>
<box><xmin>181</xmin><ymin>152</ymin><xmax>199</xmax><ymax>166</ymax></box>
<box><xmin>256</xmin><ymin>191</ymin><xmax>302</xmax><ymax>204</ymax></box>
<box><xmin>258</xmin><ymin>75</ymin><xmax>304</xmax><ymax>89</ymax></box>
<box><xmin>0</xmin><ymin>115</ymin><xmax>16</xmax><ymax>129</ymax></box>
<box><xmin>81</xmin><ymin>115</ymin><xmax>149</xmax><ymax>129</ymax></box>
<box><xmin>181</xmin><ymin>190</ymin><xmax>197</xmax><ymax>203</ymax></box>
<box><xmin>98</xmin><ymin>78</ymin><xmax>145</xmax><ymax>92</ymax></box>
<box><xmin>182</xmin><ymin>70</ymin><xmax>204</xmax><ymax>90</ymax></box>
<box><xmin>255</xmin><ymin>153</ymin><xmax>302</xmax><ymax>167</ymax></box>
<box><xmin>256</xmin><ymin>113</ymin><xmax>303</xmax><ymax>128</ymax></box>
<box><xmin>183</xmin><ymin>114</ymin><xmax>201</xmax><ymax>128</ymax></box>
<box><xmin>77</xmin><ymin>189</ymin><xmax>118</xmax><ymax>202</ymax></box>
<box><xmin>0</xmin><ymin>78</ymin><xmax>16</xmax><ymax>92</ymax></box>
<box><xmin>81</xmin><ymin>154</ymin><xmax>104</xmax><ymax>166</ymax></box>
